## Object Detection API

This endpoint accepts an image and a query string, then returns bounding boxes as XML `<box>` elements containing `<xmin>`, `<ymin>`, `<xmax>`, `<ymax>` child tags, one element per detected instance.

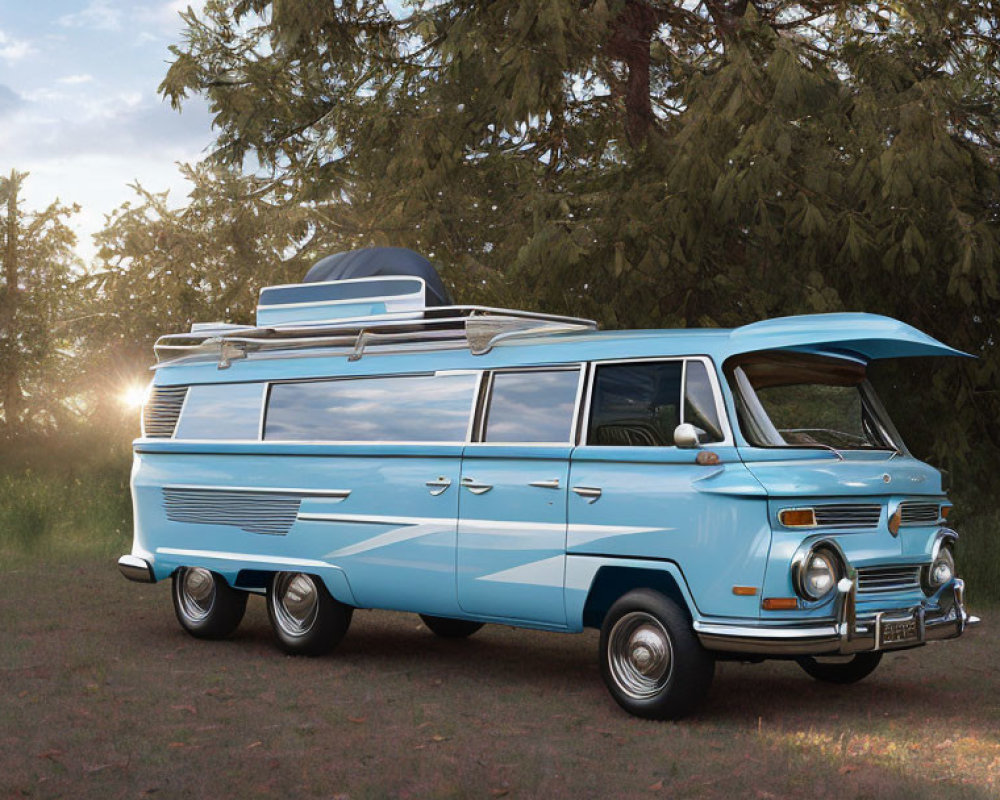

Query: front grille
<box><xmin>899</xmin><ymin>501</ymin><xmax>940</xmax><ymax>525</ymax></box>
<box><xmin>857</xmin><ymin>565</ymin><xmax>922</xmax><ymax>594</ymax></box>
<box><xmin>162</xmin><ymin>488</ymin><xmax>301</xmax><ymax>535</ymax></box>
<box><xmin>143</xmin><ymin>386</ymin><xmax>188</xmax><ymax>438</ymax></box>
<box><xmin>812</xmin><ymin>503</ymin><xmax>882</xmax><ymax>529</ymax></box>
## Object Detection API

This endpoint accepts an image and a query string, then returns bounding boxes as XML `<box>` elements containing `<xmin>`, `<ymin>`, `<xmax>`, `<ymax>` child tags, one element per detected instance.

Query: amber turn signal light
<box><xmin>888</xmin><ymin>510</ymin><xmax>901</xmax><ymax>536</ymax></box>
<box><xmin>732</xmin><ymin>586</ymin><xmax>758</xmax><ymax>596</ymax></box>
<box><xmin>941</xmin><ymin>505</ymin><xmax>951</xmax><ymax>520</ymax></box>
<box><xmin>778</xmin><ymin>508</ymin><xmax>817</xmax><ymax>527</ymax></box>
<box><xmin>762</xmin><ymin>597</ymin><xmax>799</xmax><ymax>611</ymax></box>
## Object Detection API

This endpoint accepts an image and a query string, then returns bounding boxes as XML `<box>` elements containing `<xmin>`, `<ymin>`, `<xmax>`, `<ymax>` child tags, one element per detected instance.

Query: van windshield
<box><xmin>727</xmin><ymin>352</ymin><xmax>903</xmax><ymax>452</ymax></box>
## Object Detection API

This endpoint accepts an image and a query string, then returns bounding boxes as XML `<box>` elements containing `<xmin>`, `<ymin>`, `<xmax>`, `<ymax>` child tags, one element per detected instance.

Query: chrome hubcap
<box><xmin>608</xmin><ymin>612</ymin><xmax>673</xmax><ymax>699</ymax></box>
<box><xmin>272</xmin><ymin>573</ymin><xmax>319</xmax><ymax>636</ymax></box>
<box><xmin>178</xmin><ymin>567</ymin><xmax>215</xmax><ymax>622</ymax></box>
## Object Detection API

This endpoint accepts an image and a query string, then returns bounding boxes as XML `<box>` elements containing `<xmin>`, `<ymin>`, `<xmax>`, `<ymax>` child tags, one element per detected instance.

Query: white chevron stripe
<box><xmin>475</xmin><ymin>555</ymin><xmax>566</xmax><ymax>586</ymax></box>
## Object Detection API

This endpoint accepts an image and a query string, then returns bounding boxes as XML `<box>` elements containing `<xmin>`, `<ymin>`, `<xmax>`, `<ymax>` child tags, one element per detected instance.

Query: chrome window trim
<box><xmin>141</xmin><ymin>439</ymin><xmax>470</xmax><ymax>447</ymax></box>
<box><xmin>679</xmin><ymin>359</ymin><xmax>688</xmax><ymax>427</ymax></box>
<box><xmin>475</xmin><ymin>364</ymin><xmax>584</xmax><ymax>446</ymax></box>
<box><xmin>257</xmin><ymin>382</ymin><xmax>269</xmax><ymax>442</ymax></box>
<box><xmin>579</xmin><ymin>355</ymin><xmax>733</xmax><ymax>448</ymax></box>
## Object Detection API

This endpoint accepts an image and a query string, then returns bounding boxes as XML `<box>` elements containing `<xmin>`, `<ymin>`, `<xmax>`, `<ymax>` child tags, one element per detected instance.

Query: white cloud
<box><xmin>0</xmin><ymin>29</ymin><xmax>34</xmax><ymax>62</ymax></box>
<box><xmin>132</xmin><ymin>0</ymin><xmax>208</xmax><ymax>35</ymax></box>
<box><xmin>58</xmin><ymin>1</ymin><xmax>123</xmax><ymax>31</ymax></box>
<box><xmin>57</xmin><ymin>74</ymin><xmax>95</xmax><ymax>85</ymax></box>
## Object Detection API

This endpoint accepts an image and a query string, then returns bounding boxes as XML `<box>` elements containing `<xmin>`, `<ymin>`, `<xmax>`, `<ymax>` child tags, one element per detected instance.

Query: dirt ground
<box><xmin>1</xmin><ymin>560</ymin><xmax>997</xmax><ymax>799</ymax></box>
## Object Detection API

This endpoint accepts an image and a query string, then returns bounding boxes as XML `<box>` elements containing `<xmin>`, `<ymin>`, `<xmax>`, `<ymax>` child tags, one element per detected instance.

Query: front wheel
<box><xmin>796</xmin><ymin>652</ymin><xmax>883</xmax><ymax>684</ymax></box>
<box><xmin>172</xmin><ymin>567</ymin><xmax>247</xmax><ymax>639</ymax></box>
<box><xmin>267</xmin><ymin>572</ymin><xmax>353</xmax><ymax>656</ymax></box>
<box><xmin>599</xmin><ymin>589</ymin><xmax>715</xmax><ymax>720</ymax></box>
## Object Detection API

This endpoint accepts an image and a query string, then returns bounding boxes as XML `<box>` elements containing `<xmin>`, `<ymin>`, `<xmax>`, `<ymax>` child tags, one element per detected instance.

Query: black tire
<box><xmin>796</xmin><ymin>652</ymin><xmax>883</xmax><ymax>684</ymax></box>
<box><xmin>419</xmin><ymin>614</ymin><xmax>484</xmax><ymax>639</ymax></box>
<box><xmin>171</xmin><ymin>567</ymin><xmax>247</xmax><ymax>640</ymax></box>
<box><xmin>599</xmin><ymin>589</ymin><xmax>715</xmax><ymax>720</ymax></box>
<box><xmin>267</xmin><ymin>572</ymin><xmax>353</xmax><ymax>656</ymax></box>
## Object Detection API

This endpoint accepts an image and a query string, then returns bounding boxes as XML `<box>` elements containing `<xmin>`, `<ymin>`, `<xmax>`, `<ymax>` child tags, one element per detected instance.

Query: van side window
<box><xmin>683</xmin><ymin>360</ymin><xmax>725</xmax><ymax>444</ymax></box>
<box><xmin>483</xmin><ymin>369</ymin><xmax>580</xmax><ymax>443</ymax></box>
<box><xmin>173</xmin><ymin>383</ymin><xmax>264</xmax><ymax>440</ymax></box>
<box><xmin>264</xmin><ymin>373</ymin><xmax>477</xmax><ymax>442</ymax></box>
<box><xmin>588</xmin><ymin>362</ymin><xmax>682</xmax><ymax>446</ymax></box>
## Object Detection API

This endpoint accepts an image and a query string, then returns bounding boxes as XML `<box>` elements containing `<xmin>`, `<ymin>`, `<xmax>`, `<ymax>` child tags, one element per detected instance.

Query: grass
<box><xmin>0</xmin><ymin>559</ymin><xmax>997</xmax><ymax>799</ymax></box>
<box><xmin>0</xmin><ymin>462</ymin><xmax>132</xmax><ymax>570</ymax></box>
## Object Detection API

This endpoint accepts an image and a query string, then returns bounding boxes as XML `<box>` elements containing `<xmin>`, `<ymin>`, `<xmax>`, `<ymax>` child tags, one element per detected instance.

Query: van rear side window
<box><xmin>482</xmin><ymin>369</ymin><xmax>580</xmax><ymax>443</ymax></box>
<box><xmin>264</xmin><ymin>373</ymin><xmax>478</xmax><ymax>443</ymax></box>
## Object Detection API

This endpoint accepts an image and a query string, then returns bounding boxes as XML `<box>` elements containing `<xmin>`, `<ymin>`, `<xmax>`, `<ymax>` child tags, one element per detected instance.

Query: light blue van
<box><xmin>119</xmin><ymin>254</ymin><xmax>979</xmax><ymax>719</ymax></box>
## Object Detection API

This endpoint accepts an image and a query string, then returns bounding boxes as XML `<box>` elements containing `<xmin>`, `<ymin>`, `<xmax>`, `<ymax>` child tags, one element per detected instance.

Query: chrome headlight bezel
<box><xmin>791</xmin><ymin>539</ymin><xmax>847</xmax><ymax>603</ymax></box>
<box><xmin>922</xmin><ymin>545</ymin><xmax>956</xmax><ymax>596</ymax></box>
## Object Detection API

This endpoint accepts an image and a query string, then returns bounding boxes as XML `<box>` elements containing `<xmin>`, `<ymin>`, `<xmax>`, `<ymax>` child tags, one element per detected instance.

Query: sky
<box><xmin>0</xmin><ymin>0</ymin><xmax>215</xmax><ymax>262</ymax></box>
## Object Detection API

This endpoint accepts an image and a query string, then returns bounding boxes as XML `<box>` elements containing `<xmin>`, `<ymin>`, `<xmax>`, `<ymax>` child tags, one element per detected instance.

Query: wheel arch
<box><xmin>579</xmin><ymin>563</ymin><xmax>697</xmax><ymax>630</ymax></box>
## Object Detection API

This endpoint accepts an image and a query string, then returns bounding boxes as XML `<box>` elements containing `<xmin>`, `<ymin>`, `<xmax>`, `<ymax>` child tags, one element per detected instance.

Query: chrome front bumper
<box><xmin>694</xmin><ymin>577</ymin><xmax>980</xmax><ymax>657</ymax></box>
<box><xmin>118</xmin><ymin>554</ymin><xmax>156</xmax><ymax>583</ymax></box>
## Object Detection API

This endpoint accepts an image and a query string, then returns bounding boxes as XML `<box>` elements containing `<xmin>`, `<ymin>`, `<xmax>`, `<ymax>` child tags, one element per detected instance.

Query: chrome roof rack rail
<box><xmin>153</xmin><ymin>305</ymin><xmax>598</xmax><ymax>368</ymax></box>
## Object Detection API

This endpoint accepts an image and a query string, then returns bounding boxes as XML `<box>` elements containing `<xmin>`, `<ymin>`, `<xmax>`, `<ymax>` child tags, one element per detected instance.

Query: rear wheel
<box><xmin>796</xmin><ymin>652</ymin><xmax>883</xmax><ymax>684</ymax></box>
<box><xmin>419</xmin><ymin>614</ymin><xmax>484</xmax><ymax>639</ymax></box>
<box><xmin>267</xmin><ymin>572</ymin><xmax>353</xmax><ymax>656</ymax></box>
<box><xmin>172</xmin><ymin>567</ymin><xmax>247</xmax><ymax>639</ymax></box>
<box><xmin>599</xmin><ymin>589</ymin><xmax>715</xmax><ymax>720</ymax></box>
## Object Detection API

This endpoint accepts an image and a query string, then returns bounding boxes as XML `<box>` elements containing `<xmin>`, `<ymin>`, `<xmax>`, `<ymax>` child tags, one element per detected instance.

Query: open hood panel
<box><xmin>727</xmin><ymin>313</ymin><xmax>971</xmax><ymax>362</ymax></box>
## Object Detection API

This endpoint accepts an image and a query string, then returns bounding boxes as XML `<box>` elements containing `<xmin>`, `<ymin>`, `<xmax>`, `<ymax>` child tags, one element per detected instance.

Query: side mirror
<box><xmin>673</xmin><ymin>423</ymin><xmax>701</xmax><ymax>448</ymax></box>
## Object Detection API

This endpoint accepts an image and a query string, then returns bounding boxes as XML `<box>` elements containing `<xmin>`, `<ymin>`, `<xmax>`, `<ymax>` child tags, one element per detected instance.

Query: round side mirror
<box><xmin>673</xmin><ymin>423</ymin><xmax>701</xmax><ymax>449</ymax></box>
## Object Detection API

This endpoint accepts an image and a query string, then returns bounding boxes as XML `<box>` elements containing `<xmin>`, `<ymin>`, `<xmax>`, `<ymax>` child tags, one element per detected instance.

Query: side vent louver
<box><xmin>162</xmin><ymin>488</ymin><xmax>301</xmax><ymax>535</ymax></box>
<box><xmin>142</xmin><ymin>386</ymin><xmax>188</xmax><ymax>438</ymax></box>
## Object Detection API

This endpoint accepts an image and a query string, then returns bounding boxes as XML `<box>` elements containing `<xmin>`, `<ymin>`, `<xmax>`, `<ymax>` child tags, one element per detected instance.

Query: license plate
<box><xmin>880</xmin><ymin>616</ymin><xmax>918</xmax><ymax>645</ymax></box>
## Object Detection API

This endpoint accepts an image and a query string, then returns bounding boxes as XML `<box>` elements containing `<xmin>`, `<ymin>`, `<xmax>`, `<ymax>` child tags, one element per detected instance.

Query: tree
<box><xmin>157</xmin><ymin>1</ymin><xmax>1000</xmax><ymax>482</ymax></box>
<box><xmin>0</xmin><ymin>171</ymin><xmax>81</xmax><ymax>435</ymax></box>
<box><xmin>83</xmin><ymin>162</ymin><xmax>356</xmax><ymax>398</ymax></box>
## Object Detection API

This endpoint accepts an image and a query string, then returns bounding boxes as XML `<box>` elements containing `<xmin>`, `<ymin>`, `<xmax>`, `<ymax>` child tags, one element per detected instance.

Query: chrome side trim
<box><xmin>164</xmin><ymin>484</ymin><xmax>351</xmax><ymax>498</ymax></box>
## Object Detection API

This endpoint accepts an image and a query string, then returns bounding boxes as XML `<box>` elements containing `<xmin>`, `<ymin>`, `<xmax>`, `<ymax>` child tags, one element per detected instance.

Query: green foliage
<box><xmin>0</xmin><ymin>171</ymin><xmax>84</xmax><ymax>434</ymax></box>
<box><xmin>0</xmin><ymin>431</ymin><xmax>133</xmax><ymax>569</ymax></box>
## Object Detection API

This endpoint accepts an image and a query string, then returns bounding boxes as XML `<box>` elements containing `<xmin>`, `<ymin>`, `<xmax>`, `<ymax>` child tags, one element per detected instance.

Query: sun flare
<box><xmin>120</xmin><ymin>384</ymin><xmax>149</xmax><ymax>409</ymax></box>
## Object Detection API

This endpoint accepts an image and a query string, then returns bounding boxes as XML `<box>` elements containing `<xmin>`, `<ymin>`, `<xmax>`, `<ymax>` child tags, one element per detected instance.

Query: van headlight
<box><xmin>792</xmin><ymin>545</ymin><xmax>843</xmax><ymax>602</ymax></box>
<box><xmin>922</xmin><ymin>546</ymin><xmax>955</xmax><ymax>595</ymax></box>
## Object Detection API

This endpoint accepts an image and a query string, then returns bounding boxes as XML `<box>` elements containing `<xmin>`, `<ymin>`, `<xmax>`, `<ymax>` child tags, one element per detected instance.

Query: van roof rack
<box><xmin>153</xmin><ymin>305</ymin><xmax>599</xmax><ymax>369</ymax></box>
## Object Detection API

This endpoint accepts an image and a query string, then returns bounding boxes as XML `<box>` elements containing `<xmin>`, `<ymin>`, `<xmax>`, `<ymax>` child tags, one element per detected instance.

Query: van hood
<box><xmin>727</xmin><ymin>313</ymin><xmax>971</xmax><ymax>361</ymax></box>
<box><xmin>741</xmin><ymin>451</ymin><xmax>944</xmax><ymax>498</ymax></box>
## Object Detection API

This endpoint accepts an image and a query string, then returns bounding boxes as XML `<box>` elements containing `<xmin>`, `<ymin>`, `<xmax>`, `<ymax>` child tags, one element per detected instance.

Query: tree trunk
<box><xmin>607</xmin><ymin>1</ymin><xmax>659</xmax><ymax>149</ymax></box>
<box><xmin>1</xmin><ymin>171</ymin><xmax>23</xmax><ymax>435</ymax></box>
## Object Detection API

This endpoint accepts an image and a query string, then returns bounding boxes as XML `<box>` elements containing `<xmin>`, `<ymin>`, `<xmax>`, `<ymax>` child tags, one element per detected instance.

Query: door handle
<box><xmin>425</xmin><ymin>477</ymin><xmax>452</xmax><ymax>496</ymax></box>
<box><xmin>461</xmin><ymin>476</ymin><xmax>493</xmax><ymax>495</ymax></box>
<box><xmin>529</xmin><ymin>479</ymin><xmax>560</xmax><ymax>490</ymax></box>
<box><xmin>572</xmin><ymin>486</ymin><xmax>602</xmax><ymax>503</ymax></box>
